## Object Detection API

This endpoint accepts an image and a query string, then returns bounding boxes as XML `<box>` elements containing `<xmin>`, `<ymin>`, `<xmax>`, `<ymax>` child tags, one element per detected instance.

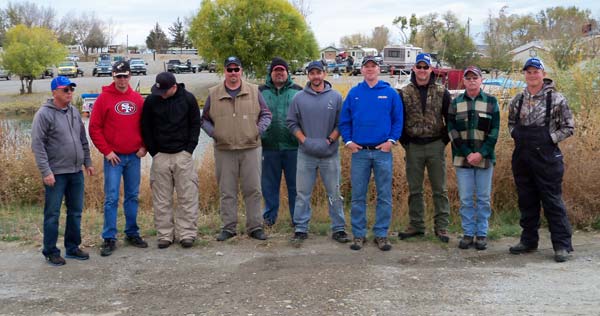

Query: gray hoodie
<box><xmin>31</xmin><ymin>99</ymin><xmax>92</xmax><ymax>177</ymax></box>
<box><xmin>286</xmin><ymin>81</ymin><xmax>342</xmax><ymax>158</ymax></box>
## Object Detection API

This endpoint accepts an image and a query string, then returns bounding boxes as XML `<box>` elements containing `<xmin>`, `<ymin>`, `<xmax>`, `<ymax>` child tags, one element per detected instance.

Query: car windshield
<box><xmin>59</xmin><ymin>62</ymin><xmax>75</xmax><ymax>67</ymax></box>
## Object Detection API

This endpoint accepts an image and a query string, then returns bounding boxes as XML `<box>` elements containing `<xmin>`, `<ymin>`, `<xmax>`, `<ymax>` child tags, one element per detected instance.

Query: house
<box><xmin>320</xmin><ymin>46</ymin><xmax>339</xmax><ymax>62</ymax></box>
<box><xmin>508</xmin><ymin>40</ymin><xmax>548</xmax><ymax>65</ymax></box>
<box><xmin>346</xmin><ymin>46</ymin><xmax>378</xmax><ymax>62</ymax></box>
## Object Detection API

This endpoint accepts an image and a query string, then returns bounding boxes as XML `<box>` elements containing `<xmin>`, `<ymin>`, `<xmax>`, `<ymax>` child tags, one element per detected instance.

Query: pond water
<box><xmin>0</xmin><ymin>114</ymin><xmax>213</xmax><ymax>171</ymax></box>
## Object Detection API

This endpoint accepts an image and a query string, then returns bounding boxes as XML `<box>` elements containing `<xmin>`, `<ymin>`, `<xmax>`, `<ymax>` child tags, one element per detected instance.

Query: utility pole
<box><xmin>467</xmin><ymin>17</ymin><xmax>471</xmax><ymax>38</ymax></box>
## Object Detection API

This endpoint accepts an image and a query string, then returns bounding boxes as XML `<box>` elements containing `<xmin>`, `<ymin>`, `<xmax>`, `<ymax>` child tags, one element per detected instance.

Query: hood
<box><xmin>265</xmin><ymin>70</ymin><xmax>295</xmax><ymax>90</ymax></box>
<box><xmin>357</xmin><ymin>79</ymin><xmax>392</xmax><ymax>90</ymax></box>
<box><xmin>410</xmin><ymin>70</ymin><xmax>436</xmax><ymax>86</ymax></box>
<box><xmin>101</xmin><ymin>82</ymin><xmax>134</xmax><ymax>96</ymax></box>
<box><xmin>302</xmin><ymin>80</ymin><xmax>334</xmax><ymax>96</ymax></box>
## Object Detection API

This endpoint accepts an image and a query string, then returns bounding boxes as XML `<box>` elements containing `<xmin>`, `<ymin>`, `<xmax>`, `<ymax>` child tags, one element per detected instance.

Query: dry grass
<box><xmin>1</xmin><ymin>70</ymin><xmax>600</xmax><ymax>242</ymax></box>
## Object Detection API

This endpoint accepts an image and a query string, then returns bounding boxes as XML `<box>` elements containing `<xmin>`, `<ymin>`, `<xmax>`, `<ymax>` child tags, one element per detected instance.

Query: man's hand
<box><xmin>43</xmin><ymin>173</ymin><xmax>55</xmax><ymax>187</ymax></box>
<box><xmin>136</xmin><ymin>147</ymin><xmax>148</xmax><ymax>158</ymax></box>
<box><xmin>85</xmin><ymin>166</ymin><xmax>95</xmax><ymax>176</ymax></box>
<box><xmin>105</xmin><ymin>151</ymin><xmax>121</xmax><ymax>166</ymax></box>
<box><xmin>346</xmin><ymin>142</ymin><xmax>362</xmax><ymax>153</ymax></box>
<box><xmin>376</xmin><ymin>141</ymin><xmax>393</xmax><ymax>153</ymax></box>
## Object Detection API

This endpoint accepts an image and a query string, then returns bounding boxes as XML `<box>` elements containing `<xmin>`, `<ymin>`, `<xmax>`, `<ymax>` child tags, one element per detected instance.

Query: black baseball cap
<box><xmin>306</xmin><ymin>61</ymin><xmax>324</xmax><ymax>72</ymax></box>
<box><xmin>224</xmin><ymin>56</ymin><xmax>242</xmax><ymax>67</ymax></box>
<box><xmin>151</xmin><ymin>72</ymin><xmax>177</xmax><ymax>96</ymax></box>
<box><xmin>112</xmin><ymin>61</ymin><xmax>130</xmax><ymax>76</ymax></box>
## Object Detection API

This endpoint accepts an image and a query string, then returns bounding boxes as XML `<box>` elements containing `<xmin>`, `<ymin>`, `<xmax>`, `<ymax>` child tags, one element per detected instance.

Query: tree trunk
<box><xmin>19</xmin><ymin>78</ymin><xmax>25</xmax><ymax>95</ymax></box>
<box><xmin>27</xmin><ymin>78</ymin><xmax>33</xmax><ymax>94</ymax></box>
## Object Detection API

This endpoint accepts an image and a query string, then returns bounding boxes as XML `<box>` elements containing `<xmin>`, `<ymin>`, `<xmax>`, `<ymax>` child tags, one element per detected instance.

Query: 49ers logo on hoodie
<box><xmin>114</xmin><ymin>101</ymin><xmax>137</xmax><ymax>115</ymax></box>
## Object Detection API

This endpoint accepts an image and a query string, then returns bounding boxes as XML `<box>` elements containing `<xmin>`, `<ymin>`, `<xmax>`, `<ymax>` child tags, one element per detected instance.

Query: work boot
<box><xmin>474</xmin><ymin>236</ymin><xmax>487</xmax><ymax>250</ymax></box>
<box><xmin>180</xmin><ymin>239</ymin><xmax>194</xmax><ymax>248</ymax></box>
<box><xmin>216</xmin><ymin>230</ymin><xmax>236</xmax><ymax>241</ymax></box>
<box><xmin>398</xmin><ymin>226</ymin><xmax>425</xmax><ymax>240</ymax></box>
<box><xmin>65</xmin><ymin>248</ymin><xmax>90</xmax><ymax>260</ymax></box>
<box><xmin>435</xmin><ymin>229</ymin><xmax>450</xmax><ymax>243</ymax></box>
<box><xmin>458</xmin><ymin>235</ymin><xmax>474</xmax><ymax>249</ymax></box>
<box><xmin>374</xmin><ymin>237</ymin><xmax>392</xmax><ymax>251</ymax></box>
<box><xmin>350</xmin><ymin>237</ymin><xmax>366</xmax><ymax>251</ymax></box>
<box><xmin>45</xmin><ymin>254</ymin><xmax>66</xmax><ymax>266</ymax></box>
<box><xmin>125</xmin><ymin>235</ymin><xmax>148</xmax><ymax>248</ymax></box>
<box><xmin>157</xmin><ymin>240</ymin><xmax>172</xmax><ymax>249</ymax></box>
<box><xmin>290</xmin><ymin>232</ymin><xmax>308</xmax><ymax>247</ymax></box>
<box><xmin>332</xmin><ymin>231</ymin><xmax>350</xmax><ymax>243</ymax></box>
<box><xmin>554</xmin><ymin>249</ymin><xmax>571</xmax><ymax>263</ymax></box>
<box><xmin>249</xmin><ymin>229</ymin><xmax>267</xmax><ymax>240</ymax></box>
<box><xmin>509</xmin><ymin>242</ymin><xmax>538</xmax><ymax>255</ymax></box>
<box><xmin>100</xmin><ymin>239</ymin><xmax>117</xmax><ymax>257</ymax></box>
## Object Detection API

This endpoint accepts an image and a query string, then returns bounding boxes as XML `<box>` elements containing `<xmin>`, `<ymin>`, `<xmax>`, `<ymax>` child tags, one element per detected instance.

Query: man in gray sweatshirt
<box><xmin>31</xmin><ymin>76</ymin><xmax>95</xmax><ymax>266</ymax></box>
<box><xmin>286</xmin><ymin>61</ymin><xmax>349</xmax><ymax>246</ymax></box>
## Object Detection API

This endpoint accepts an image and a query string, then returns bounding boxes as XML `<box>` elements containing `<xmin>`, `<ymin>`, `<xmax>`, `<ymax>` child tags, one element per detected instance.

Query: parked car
<box><xmin>0</xmin><ymin>68</ymin><xmax>11</xmax><ymax>80</ymax></box>
<box><xmin>166</xmin><ymin>59</ymin><xmax>193</xmax><ymax>73</ymax></box>
<box><xmin>207</xmin><ymin>61</ymin><xmax>217</xmax><ymax>73</ymax></box>
<box><xmin>40</xmin><ymin>67</ymin><xmax>54</xmax><ymax>79</ymax></box>
<box><xmin>93</xmin><ymin>61</ymin><xmax>112</xmax><ymax>77</ymax></box>
<box><xmin>195</xmin><ymin>60</ymin><xmax>208</xmax><ymax>72</ymax></box>
<box><xmin>58</xmin><ymin>61</ymin><xmax>84</xmax><ymax>77</ymax></box>
<box><xmin>129</xmin><ymin>59</ymin><xmax>147</xmax><ymax>76</ymax></box>
<box><xmin>66</xmin><ymin>54</ymin><xmax>80</xmax><ymax>62</ymax></box>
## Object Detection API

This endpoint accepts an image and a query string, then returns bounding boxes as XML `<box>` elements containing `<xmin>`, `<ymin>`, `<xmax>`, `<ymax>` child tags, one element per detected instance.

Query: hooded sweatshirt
<box><xmin>339</xmin><ymin>80</ymin><xmax>403</xmax><ymax>146</ymax></box>
<box><xmin>286</xmin><ymin>81</ymin><xmax>342</xmax><ymax>158</ymax></box>
<box><xmin>89</xmin><ymin>82</ymin><xmax>145</xmax><ymax>155</ymax></box>
<box><xmin>31</xmin><ymin>99</ymin><xmax>92</xmax><ymax>177</ymax></box>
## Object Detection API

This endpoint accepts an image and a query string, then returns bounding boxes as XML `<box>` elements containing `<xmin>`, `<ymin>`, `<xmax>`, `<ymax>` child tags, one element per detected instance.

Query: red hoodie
<box><xmin>89</xmin><ymin>82</ymin><xmax>145</xmax><ymax>156</ymax></box>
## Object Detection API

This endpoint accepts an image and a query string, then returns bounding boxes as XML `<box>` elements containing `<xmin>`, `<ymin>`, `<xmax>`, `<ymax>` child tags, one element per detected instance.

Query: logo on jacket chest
<box><xmin>114</xmin><ymin>101</ymin><xmax>137</xmax><ymax>115</ymax></box>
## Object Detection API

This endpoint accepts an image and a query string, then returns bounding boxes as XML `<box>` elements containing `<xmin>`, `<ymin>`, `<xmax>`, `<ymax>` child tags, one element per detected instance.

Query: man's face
<box><xmin>360</xmin><ymin>61</ymin><xmax>380</xmax><ymax>81</ymax></box>
<box><xmin>307</xmin><ymin>68</ymin><xmax>325</xmax><ymax>88</ymax></box>
<box><xmin>413</xmin><ymin>61</ymin><xmax>432</xmax><ymax>83</ymax></box>
<box><xmin>271</xmin><ymin>67</ymin><xmax>288</xmax><ymax>86</ymax></box>
<box><xmin>52</xmin><ymin>86</ymin><xmax>75</xmax><ymax>106</ymax></box>
<box><xmin>113</xmin><ymin>73</ymin><xmax>130</xmax><ymax>90</ymax></box>
<box><xmin>523</xmin><ymin>67</ymin><xmax>545</xmax><ymax>89</ymax></box>
<box><xmin>463</xmin><ymin>72</ymin><xmax>482</xmax><ymax>94</ymax></box>
<box><xmin>161</xmin><ymin>85</ymin><xmax>177</xmax><ymax>99</ymax></box>
<box><xmin>225</xmin><ymin>63</ymin><xmax>242</xmax><ymax>85</ymax></box>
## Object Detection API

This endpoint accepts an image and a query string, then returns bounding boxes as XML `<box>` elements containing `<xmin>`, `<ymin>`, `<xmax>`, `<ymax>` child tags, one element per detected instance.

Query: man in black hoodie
<box><xmin>141</xmin><ymin>72</ymin><xmax>201</xmax><ymax>249</ymax></box>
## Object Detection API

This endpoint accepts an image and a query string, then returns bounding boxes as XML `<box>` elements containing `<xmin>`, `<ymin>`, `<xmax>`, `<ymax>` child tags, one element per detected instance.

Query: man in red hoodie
<box><xmin>89</xmin><ymin>61</ymin><xmax>148</xmax><ymax>257</ymax></box>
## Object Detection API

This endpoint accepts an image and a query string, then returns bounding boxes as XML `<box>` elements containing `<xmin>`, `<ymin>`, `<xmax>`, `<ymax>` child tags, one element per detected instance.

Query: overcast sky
<box><xmin>13</xmin><ymin>0</ymin><xmax>600</xmax><ymax>48</ymax></box>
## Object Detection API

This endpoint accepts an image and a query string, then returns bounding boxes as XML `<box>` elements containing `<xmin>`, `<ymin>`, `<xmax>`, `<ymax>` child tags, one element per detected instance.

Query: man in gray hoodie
<box><xmin>286</xmin><ymin>61</ymin><xmax>349</xmax><ymax>246</ymax></box>
<box><xmin>31</xmin><ymin>76</ymin><xmax>95</xmax><ymax>266</ymax></box>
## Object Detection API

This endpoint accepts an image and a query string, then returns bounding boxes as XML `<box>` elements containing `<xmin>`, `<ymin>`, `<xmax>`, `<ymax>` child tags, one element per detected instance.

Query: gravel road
<box><xmin>1</xmin><ymin>232</ymin><xmax>599</xmax><ymax>316</ymax></box>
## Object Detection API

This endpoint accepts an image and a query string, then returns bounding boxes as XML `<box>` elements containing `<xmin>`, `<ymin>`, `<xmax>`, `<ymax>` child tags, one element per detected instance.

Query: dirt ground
<box><xmin>1</xmin><ymin>231</ymin><xmax>599</xmax><ymax>316</ymax></box>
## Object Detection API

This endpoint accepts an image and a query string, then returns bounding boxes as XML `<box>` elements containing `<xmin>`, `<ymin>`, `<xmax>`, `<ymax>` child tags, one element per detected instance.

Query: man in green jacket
<box><xmin>259</xmin><ymin>57</ymin><xmax>303</xmax><ymax>227</ymax></box>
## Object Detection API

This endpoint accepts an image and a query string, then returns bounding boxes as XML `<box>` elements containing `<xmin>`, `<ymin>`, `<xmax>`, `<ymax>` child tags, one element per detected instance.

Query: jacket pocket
<box><xmin>477</xmin><ymin>113</ymin><xmax>492</xmax><ymax>133</ymax></box>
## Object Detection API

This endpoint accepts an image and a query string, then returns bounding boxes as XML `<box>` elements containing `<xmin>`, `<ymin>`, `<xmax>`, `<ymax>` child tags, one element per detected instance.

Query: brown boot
<box><xmin>398</xmin><ymin>226</ymin><xmax>425</xmax><ymax>240</ymax></box>
<box><xmin>435</xmin><ymin>229</ymin><xmax>450</xmax><ymax>243</ymax></box>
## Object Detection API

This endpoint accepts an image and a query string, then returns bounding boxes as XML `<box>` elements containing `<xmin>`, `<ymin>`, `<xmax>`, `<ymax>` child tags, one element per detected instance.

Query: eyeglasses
<box><xmin>464</xmin><ymin>76</ymin><xmax>480</xmax><ymax>81</ymax></box>
<box><xmin>59</xmin><ymin>87</ymin><xmax>75</xmax><ymax>93</ymax></box>
<box><xmin>226</xmin><ymin>68</ymin><xmax>241</xmax><ymax>73</ymax></box>
<box><xmin>115</xmin><ymin>74</ymin><xmax>130</xmax><ymax>79</ymax></box>
<box><xmin>415</xmin><ymin>65</ymin><xmax>430</xmax><ymax>70</ymax></box>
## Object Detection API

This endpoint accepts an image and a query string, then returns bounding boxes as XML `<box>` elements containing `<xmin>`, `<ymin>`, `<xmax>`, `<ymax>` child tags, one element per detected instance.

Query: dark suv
<box><xmin>129</xmin><ymin>59</ymin><xmax>148</xmax><ymax>76</ymax></box>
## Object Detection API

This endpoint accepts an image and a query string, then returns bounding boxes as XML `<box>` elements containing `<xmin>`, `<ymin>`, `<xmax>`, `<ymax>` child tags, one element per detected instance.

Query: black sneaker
<box><xmin>45</xmin><ymin>254</ymin><xmax>66</xmax><ymax>266</ymax></box>
<box><xmin>350</xmin><ymin>237</ymin><xmax>366</xmax><ymax>251</ymax></box>
<box><xmin>554</xmin><ymin>249</ymin><xmax>571</xmax><ymax>263</ymax></box>
<box><xmin>290</xmin><ymin>232</ymin><xmax>308</xmax><ymax>247</ymax></box>
<box><xmin>216</xmin><ymin>230</ymin><xmax>236</xmax><ymax>241</ymax></box>
<box><xmin>509</xmin><ymin>242</ymin><xmax>538</xmax><ymax>255</ymax></box>
<box><xmin>458</xmin><ymin>236</ymin><xmax>474</xmax><ymax>249</ymax></box>
<box><xmin>125</xmin><ymin>236</ymin><xmax>148</xmax><ymax>248</ymax></box>
<box><xmin>65</xmin><ymin>248</ymin><xmax>90</xmax><ymax>260</ymax></box>
<box><xmin>332</xmin><ymin>231</ymin><xmax>350</xmax><ymax>243</ymax></box>
<box><xmin>249</xmin><ymin>229</ymin><xmax>267</xmax><ymax>240</ymax></box>
<box><xmin>100</xmin><ymin>239</ymin><xmax>117</xmax><ymax>257</ymax></box>
<box><xmin>374</xmin><ymin>237</ymin><xmax>392</xmax><ymax>251</ymax></box>
<box><xmin>474</xmin><ymin>236</ymin><xmax>487</xmax><ymax>250</ymax></box>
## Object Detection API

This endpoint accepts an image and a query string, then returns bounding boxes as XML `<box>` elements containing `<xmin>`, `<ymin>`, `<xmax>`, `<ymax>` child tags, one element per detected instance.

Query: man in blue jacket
<box><xmin>339</xmin><ymin>56</ymin><xmax>403</xmax><ymax>251</ymax></box>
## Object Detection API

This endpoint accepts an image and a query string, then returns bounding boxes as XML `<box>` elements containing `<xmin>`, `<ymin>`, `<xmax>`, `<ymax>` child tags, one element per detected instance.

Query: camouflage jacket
<box><xmin>508</xmin><ymin>78</ymin><xmax>574</xmax><ymax>144</ymax></box>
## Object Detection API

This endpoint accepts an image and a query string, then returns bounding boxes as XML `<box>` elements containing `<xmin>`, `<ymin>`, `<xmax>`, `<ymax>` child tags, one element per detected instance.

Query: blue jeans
<box><xmin>293</xmin><ymin>150</ymin><xmax>346</xmax><ymax>233</ymax></box>
<box><xmin>456</xmin><ymin>166</ymin><xmax>494</xmax><ymax>237</ymax></box>
<box><xmin>261</xmin><ymin>149</ymin><xmax>297</xmax><ymax>225</ymax></box>
<box><xmin>350</xmin><ymin>149</ymin><xmax>393</xmax><ymax>238</ymax></box>
<box><xmin>102</xmin><ymin>153</ymin><xmax>141</xmax><ymax>240</ymax></box>
<box><xmin>42</xmin><ymin>171</ymin><xmax>84</xmax><ymax>257</ymax></box>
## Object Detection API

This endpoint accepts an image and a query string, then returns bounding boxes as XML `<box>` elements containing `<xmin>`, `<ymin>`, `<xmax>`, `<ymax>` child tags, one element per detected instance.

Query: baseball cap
<box><xmin>151</xmin><ymin>72</ymin><xmax>177</xmax><ymax>96</ymax></box>
<box><xmin>415</xmin><ymin>53</ymin><xmax>432</xmax><ymax>66</ymax></box>
<box><xmin>112</xmin><ymin>60</ymin><xmax>130</xmax><ymax>76</ymax></box>
<box><xmin>522</xmin><ymin>57</ymin><xmax>544</xmax><ymax>70</ymax></box>
<box><xmin>306</xmin><ymin>61</ymin><xmax>324</xmax><ymax>72</ymax></box>
<box><xmin>463</xmin><ymin>66</ymin><xmax>482</xmax><ymax>77</ymax></box>
<box><xmin>50</xmin><ymin>76</ymin><xmax>76</xmax><ymax>91</ymax></box>
<box><xmin>361</xmin><ymin>56</ymin><xmax>378</xmax><ymax>66</ymax></box>
<box><xmin>224</xmin><ymin>56</ymin><xmax>242</xmax><ymax>67</ymax></box>
<box><xmin>270</xmin><ymin>57</ymin><xmax>289</xmax><ymax>72</ymax></box>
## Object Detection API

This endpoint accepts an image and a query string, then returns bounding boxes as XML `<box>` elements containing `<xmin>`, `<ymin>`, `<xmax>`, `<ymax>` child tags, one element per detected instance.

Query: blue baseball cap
<box><xmin>50</xmin><ymin>76</ymin><xmax>76</xmax><ymax>91</ymax></box>
<box><xmin>415</xmin><ymin>53</ymin><xmax>432</xmax><ymax>66</ymax></box>
<box><xmin>523</xmin><ymin>57</ymin><xmax>544</xmax><ymax>70</ymax></box>
<box><xmin>306</xmin><ymin>60</ymin><xmax>324</xmax><ymax>72</ymax></box>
